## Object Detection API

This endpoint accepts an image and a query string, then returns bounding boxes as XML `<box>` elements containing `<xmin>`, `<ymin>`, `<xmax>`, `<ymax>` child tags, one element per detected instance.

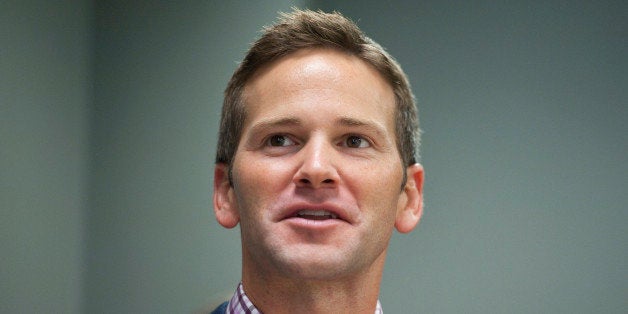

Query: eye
<box><xmin>344</xmin><ymin>135</ymin><xmax>370</xmax><ymax>148</ymax></box>
<box><xmin>267</xmin><ymin>134</ymin><xmax>296</xmax><ymax>147</ymax></box>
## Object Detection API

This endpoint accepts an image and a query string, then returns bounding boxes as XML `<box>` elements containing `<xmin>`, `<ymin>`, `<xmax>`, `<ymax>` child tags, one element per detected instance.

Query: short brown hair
<box><xmin>216</xmin><ymin>9</ymin><xmax>419</xmax><ymax>171</ymax></box>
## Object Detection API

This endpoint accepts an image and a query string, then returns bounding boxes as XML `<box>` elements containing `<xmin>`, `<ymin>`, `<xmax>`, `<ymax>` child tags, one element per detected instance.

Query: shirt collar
<box><xmin>226</xmin><ymin>282</ymin><xmax>383</xmax><ymax>314</ymax></box>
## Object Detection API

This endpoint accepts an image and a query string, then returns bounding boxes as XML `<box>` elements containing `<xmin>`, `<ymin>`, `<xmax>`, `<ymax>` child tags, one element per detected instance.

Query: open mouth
<box><xmin>294</xmin><ymin>209</ymin><xmax>339</xmax><ymax>220</ymax></box>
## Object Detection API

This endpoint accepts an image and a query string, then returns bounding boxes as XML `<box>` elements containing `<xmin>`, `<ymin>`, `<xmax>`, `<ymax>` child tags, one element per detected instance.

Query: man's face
<box><xmin>214</xmin><ymin>48</ymin><xmax>423</xmax><ymax>280</ymax></box>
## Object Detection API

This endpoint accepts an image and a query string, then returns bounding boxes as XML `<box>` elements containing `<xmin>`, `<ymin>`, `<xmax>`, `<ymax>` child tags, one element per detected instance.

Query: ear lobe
<box><xmin>213</xmin><ymin>163</ymin><xmax>240</xmax><ymax>228</ymax></box>
<box><xmin>395</xmin><ymin>163</ymin><xmax>424</xmax><ymax>234</ymax></box>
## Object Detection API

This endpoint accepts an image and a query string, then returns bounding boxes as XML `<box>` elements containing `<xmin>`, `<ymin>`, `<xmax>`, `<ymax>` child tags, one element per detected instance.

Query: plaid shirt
<box><xmin>226</xmin><ymin>282</ymin><xmax>383</xmax><ymax>314</ymax></box>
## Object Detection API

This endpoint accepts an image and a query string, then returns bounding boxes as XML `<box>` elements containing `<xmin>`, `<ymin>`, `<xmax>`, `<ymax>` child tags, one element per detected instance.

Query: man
<box><xmin>212</xmin><ymin>9</ymin><xmax>424</xmax><ymax>314</ymax></box>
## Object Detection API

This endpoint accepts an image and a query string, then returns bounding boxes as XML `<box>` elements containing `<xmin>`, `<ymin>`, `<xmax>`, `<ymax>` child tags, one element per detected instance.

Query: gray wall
<box><xmin>2</xmin><ymin>1</ymin><xmax>626</xmax><ymax>313</ymax></box>
<box><xmin>312</xmin><ymin>0</ymin><xmax>628</xmax><ymax>313</ymax></box>
<box><xmin>1</xmin><ymin>1</ymin><xmax>91</xmax><ymax>313</ymax></box>
<box><xmin>85</xmin><ymin>1</ymin><xmax>304</xmax><ymax>313</ymax></box>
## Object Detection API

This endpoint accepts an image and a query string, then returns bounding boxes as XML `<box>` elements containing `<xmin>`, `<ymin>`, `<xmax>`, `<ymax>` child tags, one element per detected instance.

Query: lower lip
<box><xmin>282</xmin><ymin>217</ymin><xmax>347</xmax><ymax>229</ymax></box>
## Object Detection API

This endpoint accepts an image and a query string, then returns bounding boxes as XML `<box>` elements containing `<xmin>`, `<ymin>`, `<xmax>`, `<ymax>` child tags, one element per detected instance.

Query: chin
<box><xmin>272</xmin><ymin>248</ymin><xmax>365</xmax><ymax>280</ymax></box>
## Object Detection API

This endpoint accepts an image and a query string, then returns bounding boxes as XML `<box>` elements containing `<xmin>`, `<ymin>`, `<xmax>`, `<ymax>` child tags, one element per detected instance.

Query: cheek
<box><xmin>232</xmin><ymin>157</ymin><xmax>294</xmax><ymax>213</ymax></box>
<box><xmin>238</xmin><ymin>159</ymin><xmax>293</xmax><ymax>190</ymax></box>
<box><xmin>354</xmin><ymin>159</ymin><xmax>404</xmax><ymax>209</ymax></box>
<box><xmin>351</xmin><ymin>156</ymin><xmax>403</xmax><ymax>192</ymax></box>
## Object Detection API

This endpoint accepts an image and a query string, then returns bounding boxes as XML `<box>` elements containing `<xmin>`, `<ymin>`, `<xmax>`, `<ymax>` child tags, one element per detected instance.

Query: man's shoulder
<box><xmin>210</xmin><ymin>301</ymin><xmax>229</xmax><ymax>314</ymax></box>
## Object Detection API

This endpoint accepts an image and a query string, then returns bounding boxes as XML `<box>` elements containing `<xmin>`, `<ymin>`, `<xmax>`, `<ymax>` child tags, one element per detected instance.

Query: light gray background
<box><xmin>1</xmin><ymin>1</ymin><xmax>626</xmax><ymax>313</ymax></box>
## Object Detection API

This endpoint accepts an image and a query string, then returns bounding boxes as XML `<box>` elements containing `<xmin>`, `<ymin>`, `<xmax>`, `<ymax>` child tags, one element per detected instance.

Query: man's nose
<box><xmin>293</xmin><ymin>139</ymin><xmax>339</xmax><ymax>189</ymax></box>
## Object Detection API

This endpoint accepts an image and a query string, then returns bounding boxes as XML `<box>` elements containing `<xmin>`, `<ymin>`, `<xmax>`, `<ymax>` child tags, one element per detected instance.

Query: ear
<box><xmin>213</xmin><ymin>163</ymin><xmax>240</xmax><ymax>228</ymax></box>
<box><xmin>395</xmin><ymin>163</ymin><xmax>424</xmax><ymax>233</ymax></box>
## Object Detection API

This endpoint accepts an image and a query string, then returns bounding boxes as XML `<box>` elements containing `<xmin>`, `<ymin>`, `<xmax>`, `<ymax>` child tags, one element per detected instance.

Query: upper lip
<box><xmin>281</xmin><ymin>202</ymin><xmax>352</xmax><ymax>223</ymax></box>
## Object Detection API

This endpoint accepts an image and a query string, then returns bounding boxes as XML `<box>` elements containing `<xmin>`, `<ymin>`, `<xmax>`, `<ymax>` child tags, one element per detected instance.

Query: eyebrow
<box><xmin>248</xmin><ymin>117</ymin><xmax>302</xmax><ymax>135</ymax></box>
<box><xmin>337</xmin><ymin>117</ymin><xmax>388</xmax><ymax>138</ymax></box>
<box><xmin>247</xmin><ymin>116</ymin><xmax>388</xmax><ymax>138</ymax></box>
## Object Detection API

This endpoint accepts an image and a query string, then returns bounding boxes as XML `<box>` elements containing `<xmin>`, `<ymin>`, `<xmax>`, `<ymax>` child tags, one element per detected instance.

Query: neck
<box><xmin>241</xmin><ymin>251</ymin><xmax>386</xmax><ymax>314</ymax></box>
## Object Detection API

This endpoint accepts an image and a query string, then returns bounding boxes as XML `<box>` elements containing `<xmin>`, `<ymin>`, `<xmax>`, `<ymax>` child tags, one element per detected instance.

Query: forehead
<box><xmin>242</xmin><ymin>48</ymin><xmax>396</xmax><ymax>125</ymax></box>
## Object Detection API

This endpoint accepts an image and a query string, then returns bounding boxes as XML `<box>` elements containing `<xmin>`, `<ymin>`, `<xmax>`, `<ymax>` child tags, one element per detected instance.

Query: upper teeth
<box><xmin>296</xmin><ymin>210</ymin><xmax>338</xmax><ymax>219</ymax></box>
